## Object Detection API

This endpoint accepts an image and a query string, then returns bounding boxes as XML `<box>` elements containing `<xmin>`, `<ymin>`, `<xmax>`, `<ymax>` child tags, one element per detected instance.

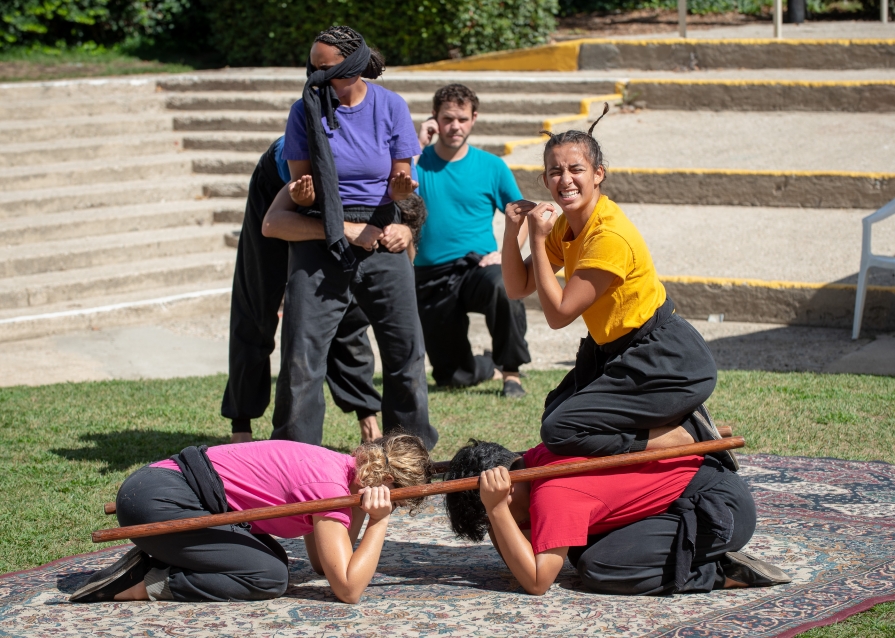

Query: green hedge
<box><xmin>2</xmin><ymin>0</ymin><xmax>558</xmax><ymax>65</ymax></box>
<box><xmin>205</xmin><ymin>0</ymin><xmax>558</xmax><ymax>67</ymax></box>
<box><xmin>0</xmin><ymin>0</ymin><xmax>200</xmax><ymax>49</ymax></box>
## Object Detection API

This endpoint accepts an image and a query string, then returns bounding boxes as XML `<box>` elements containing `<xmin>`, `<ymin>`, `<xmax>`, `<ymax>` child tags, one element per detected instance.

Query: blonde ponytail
<box><xmin>353</xmin><ymin>432</ymin><xmax>432</xmax><ymax>512</ymax></box>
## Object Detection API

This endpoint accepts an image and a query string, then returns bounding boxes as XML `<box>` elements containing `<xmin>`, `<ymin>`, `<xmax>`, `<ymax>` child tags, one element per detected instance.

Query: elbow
<box><xmin>525</xmin><ymin>583</ymin><xmax>550</xmax><ymax>596</ymax></box>
<box><xmin>334</xmin><ymin>589</ymin><xmax>362</xmax><ymax>605</ymax></box>
<box><xmin>545</xmin><ymin>315</ymin><xmax>572</xmax><ymax>330</ymax></box>
<box><xmin>505</xmin><ymin>287</ymin><xmax>525</xmax><ymax>301</ymax></box>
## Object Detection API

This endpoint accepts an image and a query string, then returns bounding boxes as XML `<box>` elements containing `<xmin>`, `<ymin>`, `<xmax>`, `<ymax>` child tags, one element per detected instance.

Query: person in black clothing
<box><xmin>221</xmin><ymin>136</ymin><xmax>383</xmax><ymax>443</ymax></box>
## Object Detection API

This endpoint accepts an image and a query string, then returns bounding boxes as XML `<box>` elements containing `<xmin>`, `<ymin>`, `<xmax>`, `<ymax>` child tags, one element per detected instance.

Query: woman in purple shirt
<box><xmin>263</xmin><ymin>26</ymin><xmax>438</xmax><ymax>450</ymax></box>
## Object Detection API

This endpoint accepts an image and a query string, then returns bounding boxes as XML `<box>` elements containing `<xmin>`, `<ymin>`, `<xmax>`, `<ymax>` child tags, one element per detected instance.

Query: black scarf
<box><xmin>303</xmin><ymin>40</ymin><xmax>371</xmax><ymax>271</ymax></box>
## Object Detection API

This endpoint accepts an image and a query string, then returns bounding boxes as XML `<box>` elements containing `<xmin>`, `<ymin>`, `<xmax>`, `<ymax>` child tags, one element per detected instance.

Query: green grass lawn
<box><xmin>1</xmin><ymin>370</ymin><xmax>893</xmax><ymax>635</ymax></box>
<box><xmin>0</xmin><ymin>48</ymin><xmax>195</xmax><ymax>83</ymax></box>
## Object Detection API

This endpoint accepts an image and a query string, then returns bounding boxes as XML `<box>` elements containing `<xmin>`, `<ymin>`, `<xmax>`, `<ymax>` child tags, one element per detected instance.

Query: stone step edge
<box><xmin>406</xmin><ymin>38</ymin><xmax>895</xmax><ymax>73</ymax></box>
<box><xmin>524</xmin><ymin>275</ymin><xmax>895</xmax><ymax>331</ymax></box>
<box><xmin>0</xmin><ymin>287</ymin><xmax>230</xmax><ymax>343</ymax></box>
<box><xmin>509</xmin><ymin>166</ymin><xmax>895</xmax><ymax>209</ymax></box>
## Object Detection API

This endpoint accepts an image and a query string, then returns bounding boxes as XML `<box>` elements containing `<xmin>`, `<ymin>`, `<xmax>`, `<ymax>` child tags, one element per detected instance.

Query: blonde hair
<box><xmin>353</xmin><ymin>432</ymin><xmax>432</xmax><ymax>512</ymax></box>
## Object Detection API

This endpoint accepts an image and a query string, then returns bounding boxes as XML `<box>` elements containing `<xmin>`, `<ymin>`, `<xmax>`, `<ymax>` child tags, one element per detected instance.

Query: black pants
<box><xmin>568</xmin><ymin>467</ymin><xmax>756</xmax><ymax>595</ymax></box>
<box><xmin>541</xmin><ymin>299</ymin><xmax>718</xmax><ymax>457</ymax></box>
<box><xmin>415</xmin><ymin>254</ymin><xmax>530</xmax><ymax>387</ymax></box>
<box><xmin>220</xmin><ymin>142</ymin><xmax>380</xmax><ymax>433</ymax></box>
<box><xmin>116</xmin><ymin>466</ymin><xmax>289</xmax><ymax>602</ymax></box>
<box><xmin>273</xmin><ymin>235</ymin><xmax>438</xmax><ymax>449</ymax></box>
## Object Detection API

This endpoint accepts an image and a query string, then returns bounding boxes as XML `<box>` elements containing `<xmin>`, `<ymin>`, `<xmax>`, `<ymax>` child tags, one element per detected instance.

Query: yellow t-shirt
<box><xmin>544</xmin><ymin>195</ymin><xmax>666</xmax><ymax>345</ymax></box>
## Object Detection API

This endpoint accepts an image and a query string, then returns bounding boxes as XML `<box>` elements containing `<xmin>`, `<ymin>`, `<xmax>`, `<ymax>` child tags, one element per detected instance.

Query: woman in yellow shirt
<box><xmin>501</xmin><ymin>120</ymin><xmax>734</xmax><ymax>469</ymax></box>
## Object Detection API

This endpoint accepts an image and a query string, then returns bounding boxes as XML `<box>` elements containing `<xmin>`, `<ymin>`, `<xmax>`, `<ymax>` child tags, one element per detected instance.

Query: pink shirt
<box><xmin>151</xmin><ymin>441</ymin><xmax>355</xmax><ymax>537</ymax></box>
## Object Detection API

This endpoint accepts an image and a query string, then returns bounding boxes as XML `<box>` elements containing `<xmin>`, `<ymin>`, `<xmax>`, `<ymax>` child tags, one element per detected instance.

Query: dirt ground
<box><xmin>555</xmin><ymin>9</ymin><xmax>767</xmax><ymax>39</ymax></box>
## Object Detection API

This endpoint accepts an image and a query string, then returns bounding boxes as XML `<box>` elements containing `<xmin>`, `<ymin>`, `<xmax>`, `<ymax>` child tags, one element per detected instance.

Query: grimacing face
<box><xmin>434</xmin><ymin>101</ymin><xmax>477</xmax><ymax>150</ymax></box>
<box><xmin>543</xmin><ymin>143</ymin><xmax>605</xmax><ymax>214</ymax></box>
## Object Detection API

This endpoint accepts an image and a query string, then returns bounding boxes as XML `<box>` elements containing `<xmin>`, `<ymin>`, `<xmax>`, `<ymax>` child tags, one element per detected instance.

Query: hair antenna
<box><xmin>587</xmin><ymin>102</ymin><xmax>610</xmax><ymax>137</ymax></box>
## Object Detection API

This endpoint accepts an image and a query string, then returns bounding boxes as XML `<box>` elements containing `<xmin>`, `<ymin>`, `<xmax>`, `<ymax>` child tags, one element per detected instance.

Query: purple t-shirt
<box><xmin>282</xmin><ymin>82</ymin><xmax>421</xmax><ymax>207</ymax></box>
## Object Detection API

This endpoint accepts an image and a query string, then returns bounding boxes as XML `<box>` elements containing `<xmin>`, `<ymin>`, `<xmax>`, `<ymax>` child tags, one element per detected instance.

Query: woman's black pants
<box><xmin>568</xmin><ymin>468</ymin><xmax>756</xmax><ymax>595</ymax></box>
<box><xmin>273</xmin><ymin>238</ymin><xmax>438</xmax><ymax>449</ymax></box>
<box><xmin>541</xmin><ymin>301</ymin><xmax>718</xmax><ymax>457</ymax></box>
<box><xmin>116</xmin><ymin>466</ymin><xmax>289</xmax><ymax>602</ymax></box>
<box><xmin>220</xmin><ymin>143</ymin><xmax>381</xmax><ymax>433</ymax></box>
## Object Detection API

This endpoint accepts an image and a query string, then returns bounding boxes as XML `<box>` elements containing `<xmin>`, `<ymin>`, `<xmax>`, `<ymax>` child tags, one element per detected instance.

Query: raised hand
<box><xmin>288</xmin><ymin>175</ymin><xmax>315</xmax><ymax>207</ymax></box>
<box><xmin>505</xmin><ymin>199</ymin><xmax>538</xmax><ymax>230</ymax></box>
<box><xmin>479</xmin><ymin>466</ymin><xmax>513</xmax><ymax>514</ymax></box>
<box><xmin>358</xmin><ymin>485</ymin><xmax>393</xmax><ymax>522</ymax></box>
<box><xmin>524</xmin><ymin>202</ymin><xmax>557</xmax><ymax>240</ymax></box>
<box><xmin>389</xmin><ymin>171</ymin><xmax>418</xmax><ymax>202</ymax></box>
<box><xmin>418</xmin><ymin>117</ymin><xmax>438</xmax><ymax>147</ymax></box>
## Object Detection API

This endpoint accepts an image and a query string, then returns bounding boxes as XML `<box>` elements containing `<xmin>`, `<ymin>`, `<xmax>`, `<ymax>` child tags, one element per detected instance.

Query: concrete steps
<box><xmin>0</xmin><ymin>174</ymin><xmax>241</xmax><ymax>217</ymax></box>
<box><xmin>2</xmin><ymin>43</ymin><xmax>894</xmax><ymax>341</ymax></box>
<box><xmin>0</xmin><ymin>250</ymin><xmax>236</xmax><ymax>310</ymax></box>
<box><xmin>0</xmin><ymin>224</ymin><xmax>238</xmax><ymax>277</ymax></box>
<box><xmin>0</xmin><ymin>113</ymin><xmax>173</xmax><ymax>144</ymax></box>
<box><xmin>0</xmin><ymin>199</ymin><xmax>242</xmax><ymax>246</ymax></box>
<box><xmin>0</xmin><ymin>134</ymin><xmax>184</xmax><ymax>168</ymax></box>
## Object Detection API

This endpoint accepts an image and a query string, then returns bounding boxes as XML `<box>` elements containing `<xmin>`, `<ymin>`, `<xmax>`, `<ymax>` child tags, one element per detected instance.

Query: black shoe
<box><xmin>723</xmin><ymin>551</ymin><xmax>792</xmax><ymax>587</ymax></box>
<box><xmin>69</xmin><ymin>546</ymin><xmax>151</xmax><ymax>603</ymax></box>
<box><xmin>501</xmin><ymin>380</ymin><xmax>526</xmax><ymax>398</ymax></box>
<box><xmin>691</xmin><ymin>404</ymin><xmax>739</xmax><ymax>472</ymax></box>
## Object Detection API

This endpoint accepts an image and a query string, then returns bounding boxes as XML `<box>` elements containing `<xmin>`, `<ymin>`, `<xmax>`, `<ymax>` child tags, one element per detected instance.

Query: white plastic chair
<box><xmin>853</xmin><ymin>198</ymin><xmax>895</xmax><ymax>339</ymax></box>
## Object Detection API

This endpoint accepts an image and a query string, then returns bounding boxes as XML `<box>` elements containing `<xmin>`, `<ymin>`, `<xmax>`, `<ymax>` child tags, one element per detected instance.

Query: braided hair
<box><xmin>314</xmin><ymin>26</ymin><xmax>386</xmax><ymax>79</ymax></box>
<box><xmin>540</xmin><ymin>102</ymin><xmax>610</xmax><ymax>175</ymax></box>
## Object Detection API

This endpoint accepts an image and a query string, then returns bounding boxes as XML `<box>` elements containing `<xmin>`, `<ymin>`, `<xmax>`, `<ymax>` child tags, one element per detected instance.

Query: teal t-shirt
<box><xmin>415</xmin><ymin>145</ymin><xmax>523</xmax><ymax>267</ymax></box>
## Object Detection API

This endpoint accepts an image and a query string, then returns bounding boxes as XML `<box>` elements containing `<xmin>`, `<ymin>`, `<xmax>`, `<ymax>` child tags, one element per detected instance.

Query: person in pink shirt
<box><xmin>70</xmin><ymin>434</ymin><xmax>431</xmax><ymax>604</ymax></box>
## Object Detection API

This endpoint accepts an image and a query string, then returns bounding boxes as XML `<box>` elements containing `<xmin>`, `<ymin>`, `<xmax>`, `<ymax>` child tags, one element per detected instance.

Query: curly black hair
<box><xmin>396</xmin><ymin>193</ymin><xmax>427</xmax><ymax>248</ymax></box>
<box><xmin>314</xmin><ymin>25</ymin><xmax>386</xmax><ymax>79</ymax></box>
<box><xmin>443</xmin><ymin>439</ymin><xmax>519</xmax><ymax>543</ymax></box>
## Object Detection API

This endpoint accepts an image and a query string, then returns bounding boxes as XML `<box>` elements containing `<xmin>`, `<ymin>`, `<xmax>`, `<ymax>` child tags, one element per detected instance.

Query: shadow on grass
<box><xmin>50</xmin><ymin>430</ymin><xmax>230</xmax><ymax>474</ymax></box>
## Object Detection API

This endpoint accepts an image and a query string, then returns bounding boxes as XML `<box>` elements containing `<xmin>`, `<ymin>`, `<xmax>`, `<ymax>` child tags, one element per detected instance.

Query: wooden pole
<box><xmin>92</xmin><ymin>437</ymin><xmax>744</xmax><ymax>543</ymax></box>
<box><xmin>100</xmin><ymin>426</ymin><xmax>735</xmax><ymax>516</ymax></box>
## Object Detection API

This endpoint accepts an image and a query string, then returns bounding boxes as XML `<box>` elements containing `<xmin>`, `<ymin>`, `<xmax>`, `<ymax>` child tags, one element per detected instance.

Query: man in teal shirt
<box><xmin>415</xmin><ymin>84</ymin><xmax>531</xmax><ymax>397</ymax></box>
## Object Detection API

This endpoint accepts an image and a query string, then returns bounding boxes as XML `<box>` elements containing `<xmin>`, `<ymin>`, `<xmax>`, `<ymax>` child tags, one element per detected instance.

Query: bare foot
<box><xmin>230</xmin><ymin>432</ymin><xmax>253</xmax><ymax>444</ymax></box>
<box><xmin>492</xmin><ymin>367</ymin><xmax>503</xmax><ymax>381</ymax></box>
<box><xmin>113</xmin><ymin>580</ymin><xmax>149</xmax><ymax>601</ymax></box>
<box><xmin>724</xmin><ymin>577</ymin><xmax>748</xmax><ymax>588</ymax></box>
<box><xmin>644</xmin><ymin>425</ymin><xmax>695</xmax><ymax>450</ymax></box>
<box><xmin>359</xmin><ymin>415</ymin><xmax>383</xmax><ymax>443</ymax></box>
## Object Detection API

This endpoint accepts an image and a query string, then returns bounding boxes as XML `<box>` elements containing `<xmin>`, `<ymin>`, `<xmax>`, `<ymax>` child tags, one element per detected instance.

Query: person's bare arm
<box><xmin>388</xmin><ymin>159</ymin><xmax>416</xmax><ymax>202</ymax></box>
<box><xmin>502</xmin><ymin>201</ymin><xmax>554</xmax><ymax>298</ymax></box>
<box><xmin>380</xmin><ymin>224</ymin><xmax>413</xmax><ymax>253</ymax></box>
<box><xmin>303</xmin><ymin>532</ymin><xmax>324</xmax><ymax>575</ymax></box>
<box><xmin>481</xmin><ymin>467</ymin><xmax>567</xmax><ymax>595</ymax></box>
<box><xmin>312</xmin><ymin>486</ymin><xmax>393</xmax><ymax>604</ymax></box>
<box><xmin>262</xmin><ymin>184</ymin><xmax>383</xmax><ymax>250</ymax></box>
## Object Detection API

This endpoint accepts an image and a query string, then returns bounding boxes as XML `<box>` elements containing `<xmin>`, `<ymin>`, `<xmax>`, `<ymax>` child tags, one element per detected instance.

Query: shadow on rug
<box><xmin>2</xmin><ymin>454</ymin><xmax>895</xmax><ymax>638</ymax></box>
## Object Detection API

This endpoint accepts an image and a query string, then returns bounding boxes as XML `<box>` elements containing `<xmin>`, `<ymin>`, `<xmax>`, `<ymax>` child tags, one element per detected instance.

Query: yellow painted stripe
<box><xmin>402</xmin><ymin>37</ymin><xmax>895</xmax><ymax>73</ymax></box>
<box><xmin>628</xmin><ymin>78</ymin><xmax>895</xmax><ymax>88</ymax></box>
<box><xmin>503</xmin><ymin>93</ymin><xmax>623</xmax><ymax>155</ymax></box>
<box><xmin>659</xmin><ymin>274</ymin><xmax>895</xmax><ymax>293</ymax></box>
<box><xmin>571</xmin><ymin>37</ymin><xmax>895</xmax><ymax>46</ymax></box>
<box><xmin>405</xmin><ymin>40</ymin><xmax>581</xmax><ymax>72</ymax></box>
<box><xmin>508</xmin><ymin>165</ymin><xmax>895</xmax><ymax>179</ymax></box>
<box><xmin>549</xmin><ymin>273</ymin><xmax>895</xmax><ymax>293</ymax></box>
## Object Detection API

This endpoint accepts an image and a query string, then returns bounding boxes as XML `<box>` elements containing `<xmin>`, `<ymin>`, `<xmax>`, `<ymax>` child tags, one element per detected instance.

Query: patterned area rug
<box><xmin>3</xmin><ymin>454</ymin><xmax>895</xmax><ymax>638</ymax></box>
